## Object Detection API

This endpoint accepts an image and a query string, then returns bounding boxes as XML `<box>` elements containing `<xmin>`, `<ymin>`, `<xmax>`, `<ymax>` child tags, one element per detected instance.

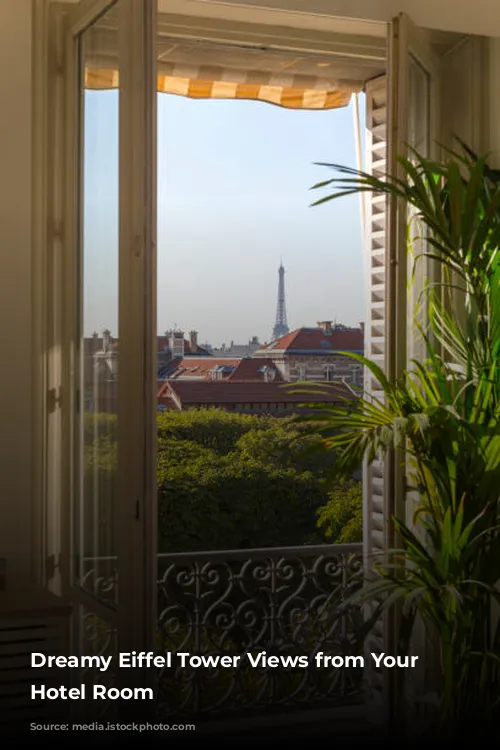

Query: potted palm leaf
<box><xmin>293</xmin><ymin>142</ymin><xmax>500</xmax><ymax>739</ymax></box>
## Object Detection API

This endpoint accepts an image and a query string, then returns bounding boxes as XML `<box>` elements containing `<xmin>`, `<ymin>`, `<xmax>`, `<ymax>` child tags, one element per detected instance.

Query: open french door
<box><xmin>59</xmin><ymin>0</ymin><xmax>157</xmax><ymax>720</ymax></box>
<box><xmin>363</xmin><ymin>12</ymin><xmax>440</xmax><ymax>726</ymax></box>
<box><xmin>388</xmin><ymin>13</ymin><xmax>440</xmax><ymax>380</ymax></box>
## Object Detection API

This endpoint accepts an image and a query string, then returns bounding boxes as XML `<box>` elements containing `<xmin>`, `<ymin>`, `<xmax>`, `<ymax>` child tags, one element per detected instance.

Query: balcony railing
<box><xmin>82</xmin><ymin>543</ymin><xmax>364</xmax><ymax>720</ymax></box>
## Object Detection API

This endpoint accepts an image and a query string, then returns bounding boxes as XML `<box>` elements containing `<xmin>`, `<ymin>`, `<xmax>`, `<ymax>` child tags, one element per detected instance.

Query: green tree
<box><xmin>84</xmin><ymin>411</ymin><xmax>117</xmax><ymax>444</ymax></box>
<box><xmin>235</xmin><ymin>423</ymin><xmax>332</xmax><ymax>476</ymax></box>
<box><xmin>158</xmin><ymin>453</ymin><xmax>326</xmax><ymax>552</ymax></box>
<box><xmin>316</xmin><ymin>481</ymin><xmax>362</xmax><ymax>544</ymax></box>
<box><xmin>157</xmin><ymin>437</ymin><xmax>217</xmax><ymax>485</ymax></box>
<box><xmin>83</xmin><ymin>407</ymin><xmax>361</xmax><ymax>553</ymax></box>
<box><xmin>155</xmin><ymin>409</ymin><xmax>348</xmax><ymax>551</ymax></box>
<box><xmin>157</xmin><ymin>408</ymin><xmax>272</xmax><ymax>455</ymax></box>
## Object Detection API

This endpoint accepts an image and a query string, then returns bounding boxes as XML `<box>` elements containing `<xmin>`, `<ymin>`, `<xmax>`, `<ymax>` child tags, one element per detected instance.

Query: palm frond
<box><xmin>308</xmin><ymin>138</ymin><xmax>500</xmax><ymax>730</ymax></box>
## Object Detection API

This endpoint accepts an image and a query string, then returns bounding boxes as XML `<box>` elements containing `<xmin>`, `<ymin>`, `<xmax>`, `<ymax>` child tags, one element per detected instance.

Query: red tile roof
<box><xmin>226</xmin><ymin>358</ymin><xmax>283</xmax><ymax>382</ymax></box>
<box><xmin>158</xmin><ymin>380</ymin><xmax>354</xmax><ymax>406</ymax></box>
<box><xmin>258</xmin><ymin>326</ymin><xmax>364</xmax><ymax>354</ymax></box>
<box><xmin>158</xmin><ymin>357</ymin><xmax>240</xmax><ymax>382</ymax></box>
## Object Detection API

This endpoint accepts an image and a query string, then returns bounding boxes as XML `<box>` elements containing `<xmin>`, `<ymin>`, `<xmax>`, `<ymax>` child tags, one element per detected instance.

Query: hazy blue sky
<box><xmin>84</xmin><ymin>91</ymin><xmax>365</xmax><ymax>346</ymax></box>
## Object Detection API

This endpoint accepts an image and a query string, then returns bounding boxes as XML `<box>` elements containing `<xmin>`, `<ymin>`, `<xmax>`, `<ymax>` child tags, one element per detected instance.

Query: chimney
<box><xmin>317</xmin><ymin>321</ymin><xmax>333</xmax><ymax>333</ymax></box>
<box><xmin>170</xmin><ymin>330</ymin><xmax>184</xmax><ymax>359</ymax></box>
<box><xmin>102</xmin><ymin>329</ymin><xmax>111</xmax><ymax>352</ymax></box>
<box><xmin>189</xmin><ymin>330</ymin><xmax>198</xmax><ymax>354</ymax></box>
<box><xmin>359</xmin><ymin>322</ymin><xmax>365</xmax><ymax>333</ymax></box>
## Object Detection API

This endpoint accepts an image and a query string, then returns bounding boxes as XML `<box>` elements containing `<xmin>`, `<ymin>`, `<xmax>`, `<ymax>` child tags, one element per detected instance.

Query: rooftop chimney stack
<box><xmin>170</xmin><ymin>330</ymin><xmax>185</xmax><ymax>359</ymax></box>
<box><xmin>317</xmin><ymin>320</ymin><xmax>333</xmax><ymax>333</ymax></box>
<box><xmin>189</xmin><ymin>330</ymin><xmax>198</xmax><ymax>354</ymax></box>
<box><xmin>102</xmin><ymin>329</ymin><xmax>111</xmax><ymax>352</ymax></box>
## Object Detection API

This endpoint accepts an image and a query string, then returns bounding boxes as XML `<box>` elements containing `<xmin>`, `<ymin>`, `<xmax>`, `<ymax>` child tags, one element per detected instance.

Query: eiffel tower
<box><xmin>272</xmin><ymin>260</ymin><xmax>289</xmax><ymax>341</ymax></box>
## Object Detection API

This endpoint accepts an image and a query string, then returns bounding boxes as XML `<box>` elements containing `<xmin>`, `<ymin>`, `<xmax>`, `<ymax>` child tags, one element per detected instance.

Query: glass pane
<box><xmin>155</xmin><ymin>21</ymin><xmax>365</xmax><ymax>721</ymax></box>
<box><xmin>76</xmin><ymin>2</ymin><xmax>119</xmax><ymax>605</ymax></box>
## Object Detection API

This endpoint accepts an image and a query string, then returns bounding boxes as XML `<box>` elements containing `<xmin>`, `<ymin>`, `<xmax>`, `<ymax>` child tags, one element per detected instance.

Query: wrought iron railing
<box><xmin>82</xmin><ymin>543</ymin><xmax>364</xmax><ymax>720</ymax></box>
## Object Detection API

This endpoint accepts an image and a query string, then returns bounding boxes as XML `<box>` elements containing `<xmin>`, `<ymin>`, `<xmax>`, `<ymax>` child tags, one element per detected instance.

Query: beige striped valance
<box><xmin>83</xmin><ymin>40</ymin><xmax>361</xmax><ymax>110</ymax></box>
<box><xmin>85</xmin><ymin>69</ymin><xmax>355</xmax><ymax>109</ymax></box>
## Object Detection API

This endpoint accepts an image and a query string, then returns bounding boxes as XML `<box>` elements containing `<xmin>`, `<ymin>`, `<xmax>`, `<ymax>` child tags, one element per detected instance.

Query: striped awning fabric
<box><xmin>84</xmin><ymin>40</ymin><xmax>361</xmax><ymax>110</ymax></box>
<box><xmin>85</xmin><ymin>69</ymin><xmax>356</xmax><ymax>109</ymax></box>
<box><xmin>156</xmin><ymin>75</ymin><xmax>355</xmax><ymax>109</ymax></box>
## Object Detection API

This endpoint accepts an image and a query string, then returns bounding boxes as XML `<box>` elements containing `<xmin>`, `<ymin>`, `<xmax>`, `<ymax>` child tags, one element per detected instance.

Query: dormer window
<box><xmin>324</xmin><ymin>365</ymin><xmax>335</xmax><ymax>382</ymax></box>
<box><xmin>352</xmin><ymin>365</ymin><xmax>363</xmax><ymax>386</ymax></box>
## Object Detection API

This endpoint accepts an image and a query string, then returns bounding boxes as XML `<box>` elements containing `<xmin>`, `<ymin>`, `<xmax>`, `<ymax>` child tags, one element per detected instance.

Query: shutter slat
<box><xmin>363</xmin><ymin>74</ymin><xmax>388</xmax><ymax>714</ymax></box>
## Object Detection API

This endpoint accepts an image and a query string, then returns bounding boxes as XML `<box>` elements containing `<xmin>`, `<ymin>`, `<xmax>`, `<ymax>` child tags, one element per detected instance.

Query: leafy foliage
<box><xmin>157</xmin><ymin>408</ymin><xmax>272</xmax><ymax>455</ymax></box>
<box><xmin>316</xmin><ymin>481</ymin><xmax>362</xmax><ymax>544</ymax></box>
<box><xmin>302</xmin><ymin>142</ymin><xmax>500</xmax><ymax>736</ymax></box>
<box><xmin>84</xmin><ymin>407</ymin><xmax>361</xmax><ymax>554</ymax></box>
<box><xmin>158</xmin><ymin>455</ymin><xmax>326</xmax><ymax>552</ymax></box>
<box><xmin>235</xmin><ymin>423</ymin><xmax>331</xmax><ymax>476</ymax></box>
<box><xmin>157</xmin><ymin>409</ymin><xmax>348</xmax><ymax>552</ymax></box>
<box><xmin>312</xmin><ymin>140</ymin><xmax>500</xmax><ymax>387</ymax></box>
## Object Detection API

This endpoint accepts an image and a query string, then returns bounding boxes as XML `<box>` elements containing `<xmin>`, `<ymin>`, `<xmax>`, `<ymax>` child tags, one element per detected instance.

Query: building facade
<box><xmin>254</xmin><ymin>321</ymin><xmax>364</xmax><ymax>385</ymax></box>
<box><xmin>158</xmin><ymin>380</ymin><xmax>352</xmax><ymax>416</ymax></box>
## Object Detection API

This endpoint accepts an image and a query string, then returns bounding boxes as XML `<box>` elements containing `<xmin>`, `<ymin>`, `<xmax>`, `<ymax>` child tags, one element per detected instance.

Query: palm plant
<box><xmin>292</xmin><ymin>142</ymin><xmax>500</xmax><ymax>736</ymax></box>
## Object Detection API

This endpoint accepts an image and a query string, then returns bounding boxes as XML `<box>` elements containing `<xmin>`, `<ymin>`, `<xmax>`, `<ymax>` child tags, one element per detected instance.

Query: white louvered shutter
<box><xmin>362</xmin><ymin>74</ymin><xmax>389</xmax><ymax>718</ymax></box>
<box><xmin>363</xmin><ymin>15</ymin><xmax>441</xmax><ymax>724</ymax></box>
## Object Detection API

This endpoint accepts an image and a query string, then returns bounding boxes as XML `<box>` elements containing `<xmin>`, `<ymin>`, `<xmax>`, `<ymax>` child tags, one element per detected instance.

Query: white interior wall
<box><xmin>440</xmin><ymin>38</ymin><xmax>487</xmax><ymax>154</ymax></box>
<box><xmin>183</xmin><ymin>0</ymin><xmax>500</xmax><ymax>38</ymax></box>
<box><xmin>0</xmin><ymin>0</ymin><xmax>33</xmax><ymax>589</ymax></box>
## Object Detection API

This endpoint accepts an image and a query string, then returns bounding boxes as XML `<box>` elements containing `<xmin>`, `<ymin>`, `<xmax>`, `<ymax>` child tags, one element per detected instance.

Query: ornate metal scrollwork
<box><xmin>80</xmin><ymin>609</ymin><xmax>118</xmax><ymax>722</ymax></box>
<box><xmin>82</xmin><ymin>544</ymin><xmax>364</xmax><ymax>720</ymax></box>
<box><xmin>156</xmin><ymin>544</ymin><xmax>364</xmax><ymax>719</ymax></box>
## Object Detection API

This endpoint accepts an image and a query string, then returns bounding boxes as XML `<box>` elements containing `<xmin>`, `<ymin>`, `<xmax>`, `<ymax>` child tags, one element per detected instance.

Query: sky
<box><xmin>83</xmin><ymin>90</ymin><xmax>365</xmax><ymax>347</ymax></box>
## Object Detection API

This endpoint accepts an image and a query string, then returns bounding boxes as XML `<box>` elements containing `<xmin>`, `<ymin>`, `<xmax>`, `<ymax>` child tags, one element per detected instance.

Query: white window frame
<box><xmin>34</xmin><ymin>0</ymin><xmax>389</xmax><ymax>675</ymax></box>
<box><xmin>37</xmin><ymin>0</ymin><xmax>158</xmax><ymax>690</ymax></box>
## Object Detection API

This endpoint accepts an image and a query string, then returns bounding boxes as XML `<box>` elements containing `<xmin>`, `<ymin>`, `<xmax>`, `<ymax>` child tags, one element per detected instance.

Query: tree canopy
<box><xmin>156</xmin><ymin>409</ymin><xmax>361</xmax><ymax>552</ymax></box>
<box><xmin>84</xmin><ymin>408</ymin><xmax>362</xmax><ymax>553</ymax></box>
